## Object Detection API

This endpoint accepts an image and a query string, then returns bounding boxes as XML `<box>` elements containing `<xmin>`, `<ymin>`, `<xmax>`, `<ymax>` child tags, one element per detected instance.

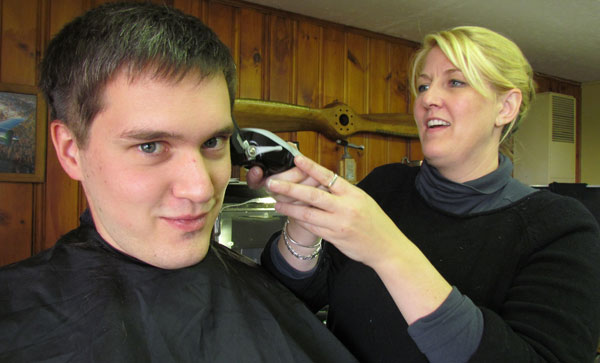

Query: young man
<box><xmin>0</xmin><ymin>3</ymin><xmax>356</xmax><ymax>362</ymax></box>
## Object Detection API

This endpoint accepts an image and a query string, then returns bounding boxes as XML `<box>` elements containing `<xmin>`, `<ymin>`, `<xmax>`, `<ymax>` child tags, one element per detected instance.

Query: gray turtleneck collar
<box><xmin>415</xmin><ymin>154</ymin><xmax>536</xmax><ymax>215</ymax></box>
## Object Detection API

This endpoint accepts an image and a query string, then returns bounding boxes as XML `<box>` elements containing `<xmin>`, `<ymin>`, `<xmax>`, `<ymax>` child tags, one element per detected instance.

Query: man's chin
<box><xmin>150</xmin><ymin>254</ymin><xmax>208</xmax><ymax>270</ymax></box>
<box><xmin>151</xmin><ymin>240</ymin><xmax>212</xmax><ymax>270</ymax></box>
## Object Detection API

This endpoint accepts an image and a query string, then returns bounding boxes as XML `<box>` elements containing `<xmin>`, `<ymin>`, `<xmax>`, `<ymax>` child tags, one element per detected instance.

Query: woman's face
<box><xmin>414</xmin><ymin>46</ymin><xmax>507</xmax><ymax>183</ymax></box>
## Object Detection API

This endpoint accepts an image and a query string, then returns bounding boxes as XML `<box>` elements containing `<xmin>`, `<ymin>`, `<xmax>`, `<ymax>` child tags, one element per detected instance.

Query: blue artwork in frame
<box><xmin>0</xmin><ymin>83</ymin><xmax>47</xmax><ymax>182</ymax></box>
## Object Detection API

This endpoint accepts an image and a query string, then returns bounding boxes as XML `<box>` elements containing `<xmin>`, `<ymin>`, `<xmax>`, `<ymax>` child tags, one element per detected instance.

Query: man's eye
<box><xmin>417</xmin><ymin>84</ymin><xmax>429</xmax><ymax>93</ymax></box>
<box><xmin>203</xmin><ymin>137</ymin><xmax>225</xmax><ymax>149</ymax></box>
<box><xmin>139</xmin><ymin>142</ymin><xmax>164</xmax><ymax>154</ymax></box>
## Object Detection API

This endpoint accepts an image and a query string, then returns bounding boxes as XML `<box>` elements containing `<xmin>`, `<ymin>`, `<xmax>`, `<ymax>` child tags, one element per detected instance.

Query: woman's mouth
<box><xmin>427</xmin><ymin>119</ymin><xmax>450</xmax><ymax>129</ymax></box>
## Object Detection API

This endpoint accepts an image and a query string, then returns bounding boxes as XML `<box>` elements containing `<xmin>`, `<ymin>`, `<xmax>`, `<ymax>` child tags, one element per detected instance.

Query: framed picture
<box><xmin>0</xmin><ymin>83</ymin><xmax>47</xmax><ymax>182</ymax></box>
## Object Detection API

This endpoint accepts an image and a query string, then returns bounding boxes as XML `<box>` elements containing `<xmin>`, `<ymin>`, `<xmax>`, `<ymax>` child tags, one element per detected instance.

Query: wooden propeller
<box><xmin>233</xmin><ymin>98</ymin><xmax>418</xmax><ymax>140</ymax></box>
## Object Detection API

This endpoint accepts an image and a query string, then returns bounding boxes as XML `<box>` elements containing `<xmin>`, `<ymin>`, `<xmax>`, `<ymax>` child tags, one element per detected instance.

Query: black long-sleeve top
<box><xmin>261</xmin><ymin>163</ymin><xmax>600</xmax><ymax>362</ymax></box>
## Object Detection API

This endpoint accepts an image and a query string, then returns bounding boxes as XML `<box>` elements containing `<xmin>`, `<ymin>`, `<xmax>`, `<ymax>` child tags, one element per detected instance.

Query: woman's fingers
<box><xmin>267</xmin><ymin>178</ymin><xmax>338</xmax><ymax>213</ymax></box>
<box><xmin>246</xmin><ymin>159</ymin><xmax>320</xmax><ymax>190</ymax></box>
<box><xmin>265</xmin><ymin>154</ymin><xmax>359</xmax><ymax>214</ymax></box>
<box><xmin>293</xmin><ymin>155</ymin><xmax>346</xmax><ymax>194</ymax></box>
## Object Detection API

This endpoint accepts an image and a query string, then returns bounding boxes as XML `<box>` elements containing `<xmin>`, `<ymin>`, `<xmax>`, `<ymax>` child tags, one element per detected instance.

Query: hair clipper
<box><xmin>230</xmin><ymin>123</ymin><xmax>300</xmax><ymax>177</ymax></box>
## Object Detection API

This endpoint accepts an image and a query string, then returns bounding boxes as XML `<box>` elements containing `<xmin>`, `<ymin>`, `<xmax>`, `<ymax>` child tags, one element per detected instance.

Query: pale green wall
<box><xmin>581</xmin><ymin>81</ymin><xmax>600</xmax><ymax>184</ymax></box>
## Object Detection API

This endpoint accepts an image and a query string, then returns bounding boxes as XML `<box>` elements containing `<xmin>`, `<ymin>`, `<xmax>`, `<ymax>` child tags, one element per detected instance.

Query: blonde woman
<box><xmin>249</xmin><ymin>26</ymin><xmax>600</xmax><ymax>362</ymax></box>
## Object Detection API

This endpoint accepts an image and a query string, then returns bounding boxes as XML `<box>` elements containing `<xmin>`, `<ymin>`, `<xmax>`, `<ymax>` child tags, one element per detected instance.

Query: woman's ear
<box><xmin>50</xmin><ymin>121</ymin><xmax>84</xmax><ymax>181</ymax></box>
<box><xmin>496</xmin><ymin>89</ymin><xmax>522</xmax><ymax>127</ymax></box>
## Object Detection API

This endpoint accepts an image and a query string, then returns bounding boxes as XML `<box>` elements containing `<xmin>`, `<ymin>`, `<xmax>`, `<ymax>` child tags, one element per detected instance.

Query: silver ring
<box><xmin>327</xmin><ymin>173</ymin><xmax>339</xmax><ymax>188</ymax></box>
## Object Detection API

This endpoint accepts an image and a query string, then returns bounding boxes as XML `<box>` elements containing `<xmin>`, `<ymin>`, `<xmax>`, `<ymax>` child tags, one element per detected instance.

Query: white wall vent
<box><xmin>551</xmin><ymin>95</ymin><xmax>575</xmax><ymax>143</ymax></box>
<box><xmin>513</xmin><ymin>92</ymin><xmax>576</xmax><ymax>185</ymax></box>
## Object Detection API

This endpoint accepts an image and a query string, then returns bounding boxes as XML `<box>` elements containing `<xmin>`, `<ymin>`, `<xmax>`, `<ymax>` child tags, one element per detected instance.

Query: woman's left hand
<box><xmin>266</xmin><ymin>154</ymin><xmax>405</xmax><ymax>269</ymax></box>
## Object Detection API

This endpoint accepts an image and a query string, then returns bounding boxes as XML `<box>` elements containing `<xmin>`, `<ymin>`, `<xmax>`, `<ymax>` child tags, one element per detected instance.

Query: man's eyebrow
<box><xmin>217</xmin><ymin>125</ymin><xmax>235</xmax><ymax>135</ymax></box>
<box><xmin>119</xmin><ymin>129</ymin><xmax>182</xmax><ymax>141</ymax></box>
<box><xmin>119</xmin><ymin>125</ymin><xmax>236</xmax><ymax>141</ymax></box>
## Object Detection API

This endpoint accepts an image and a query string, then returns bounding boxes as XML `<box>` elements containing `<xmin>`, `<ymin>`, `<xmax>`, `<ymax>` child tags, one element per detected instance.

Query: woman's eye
<box><xmin>450</xmin><ymin>79</ymin><xmax>466</xmax><ymax>87</ymax></box>
<box><xmin>138</xmin><ymin>142</ymin><xmax>164</xmax><ymax>154</ymax></box>
<box><xmin>417</xmin><ymin>84</ymin><xmax>429</xmax><ymax>93</ymax></box>
<box><xmin>203</xmin><ymin>136</ymin><xmax>225</xmax><ymax>149</ymax></box>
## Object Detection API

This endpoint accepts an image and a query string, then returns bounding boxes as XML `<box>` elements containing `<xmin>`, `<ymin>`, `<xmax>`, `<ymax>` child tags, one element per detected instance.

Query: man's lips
<box><xmin>161</xmin><ymin>214</ymin><xmax>209</xmax><ymax>232</ymax></box>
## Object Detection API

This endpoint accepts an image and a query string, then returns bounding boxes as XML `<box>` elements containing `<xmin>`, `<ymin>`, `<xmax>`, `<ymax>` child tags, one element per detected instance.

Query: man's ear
<box><xmin>50</xmin><ymin>121</ymin><xmax>84</xmax><ymax>181</ymax></box>
<box><xmin>495</xmin><ymin>89</ymin><xmax>522</xmax><ymax>128</ymax></box>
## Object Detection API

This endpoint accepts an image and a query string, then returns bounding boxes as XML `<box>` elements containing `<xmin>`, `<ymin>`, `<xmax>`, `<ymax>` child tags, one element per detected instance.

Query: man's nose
<box><xmin>171</xmin><ymin>152</ymin><xmax>214</xmax><ymax>202</ymax></box>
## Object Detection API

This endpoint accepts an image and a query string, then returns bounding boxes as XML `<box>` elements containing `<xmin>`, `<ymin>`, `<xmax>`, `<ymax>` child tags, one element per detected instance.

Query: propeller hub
<box><xmin>338</xmin><ymin>114</ymin><xmax>350</xmax><ymax>126</ymax></box>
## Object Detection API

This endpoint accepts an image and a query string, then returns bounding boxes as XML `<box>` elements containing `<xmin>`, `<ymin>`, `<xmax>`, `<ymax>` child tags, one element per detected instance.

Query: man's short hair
<box><xmin>39</xmin><ymin>1</ymin><xmax>237</xmax><ymax>147</ymax></box>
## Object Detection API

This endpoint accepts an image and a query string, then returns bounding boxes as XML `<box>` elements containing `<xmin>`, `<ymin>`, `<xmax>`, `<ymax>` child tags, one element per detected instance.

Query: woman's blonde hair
<box><xmin>409</xmin><ymin>26</ymin><xmax>536</xmax><ymax>153</ymax></box>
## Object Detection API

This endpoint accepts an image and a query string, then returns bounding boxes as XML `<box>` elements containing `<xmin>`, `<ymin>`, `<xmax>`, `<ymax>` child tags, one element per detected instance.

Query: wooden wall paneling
<box><xmin>0</xmin><ymin>183</ymin><xmax>33</xmax><ymax>266</ymax></box>
<box><xmin>294</xmin><ymin>20</ymin><xmax>320</xmax><ymax>160</ymax></box>
<box><xmin>321</xmin><ymin>28</ymin><xmax>345</xmax><ymax>105</ymax></box>
<box><xmin>409</xmin><ymin>140</ymin><xmax>424</xmax><ymax>161</ymax></box>
<box><xmin>40</xmin><ymin>0</ymin><xmax>88</xmax><ymax>252</ymax></box>
<box><xmin>365</xmin><ymin>136</ymin><xmax>389</xmax><ymax>173</ymax></box>
<box><xmin>387</xmin><ymin>139</ymin><xmax>410</xmax><ymax>164</ymax></box>
<box><xmin>345</xmin><ymin>32</ymin><xmax>368</xmax><ymax>181</ymax></box>
<box><xmin>387</xmin><ymin>42</ymin><xmax>413</xmax><ymax>164</ymax></box>
<box><xmin>173</xmin><ymin>0</ymin><xmax>204</xmax><ymax>18</ymax></box>
<box><xmin>319</xmin><ymin>27</ymin><xmax>345</xmax><ymax>174</ymax></box>
<box><xmin>267</xmin><ymin>14</ymin><xmax>294</xmax><ymax>145</ymax></box>
<box><xmin>90</xmin><ymin>0</ymin><xmax>114</xmax><ymax>8</ymax></box>
<box><xmin>368</xmin><ymin>38</ymin><xmax>388</xmax><ymax>114</ymax></box>
<box><xmin>407</xmin><ymin>49</ymin><xmax>423</xmax><ymax>162</ymax></box>
<box><xmin>238</xmin><ymin>7</ymin><xmax>264</xmax><ymax>100</ymax></box>
<box><xmin>32</xmin><ymin>181</ymin><xmax>45</xmax><ymax>259</ymax></box>
<box><xmin>268</xmin><ymin>15</ymin><xmax>293</xmax><ymax>103</ymax></box>
<box><xmin>390</xmin><ymin>43</ymin><xmax>423</xmax><ymax>163</ymax></box>
<box><xmin>365</xmin><ymin>38</ymin><xmax>389</xmax><ymax>172</ymax></box>
<box><xmin>0</xmin><ymin>0</ymin><xmax>39</xmax><ymax>264</ymax></box>
<box><xmin>533</xmin><ymin>74</ymin><xmax>549</xmax><ymax>92</ymax></box>
<box><xmin>92</xmin><ymin>0</ymin><xmax>168</xmax><ymax>7</ymax></box>
<box><xmin>46</xmin><ymin>0</ymin><xmax>87</xmax><ymax>40</ymax></box>
<box><xmin>206</xmin><ymin>2</ymin><xmax>242</xmax><ymax>180</ymax></box>
<box><xmin>406</xmin><ymin>44</ymin><xmax>422</xmax><ymax>168</ymax></box>
<box><xmin>1</xmin><ymin>0</ymin><xmax>38</xmax><ymax>86</ymax></box>
<box><xmin>205</xmin><ymin>2</ymin><xmax>238</xmax><ymax>177</ymax></box>
<box><xmin>32</xmin><ymin>0</ymin><xmax>48</xmax><ymax>257</ymax></box>
<box><xmin>389</xmin><ymin>43</ymin><xmax>412</xmax><ymax>114</ymax></box>
<box><xmin>387</xmin><ymin>137</ymin><xmax>410</xmax><ymax>165</ymax></box>
<box><xmin>235</xmin><ymin>6</ymin><xmax>265</xmax><ymax>180</ymax></box>
<box><xmin>408</xmin><ymin>138</ymin><xmax>423</xmax><ymax>162</ymax></box>
<box><xmin>207</xmin><ymin>2</ymin><xmax>237</xmax><ymax>63</ymax></box>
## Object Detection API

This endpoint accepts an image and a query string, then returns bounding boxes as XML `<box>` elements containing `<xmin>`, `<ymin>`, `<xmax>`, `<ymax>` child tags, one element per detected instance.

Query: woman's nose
<box><xmin>420</xmin><ymin>84</ymin><xmax>443</xmax><ymax>109</ymax></box>
<box><xmin>171</xmin><ymin>153</ymin><xmax>215</xmax><ymax>203</ymax></box>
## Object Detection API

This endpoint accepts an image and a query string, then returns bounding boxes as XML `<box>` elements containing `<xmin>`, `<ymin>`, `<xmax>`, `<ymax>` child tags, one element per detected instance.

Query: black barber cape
<box><xmin>0</xmin><ymin>212</ymin><xmax>356</xmax><ymax>362</ymax></box>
